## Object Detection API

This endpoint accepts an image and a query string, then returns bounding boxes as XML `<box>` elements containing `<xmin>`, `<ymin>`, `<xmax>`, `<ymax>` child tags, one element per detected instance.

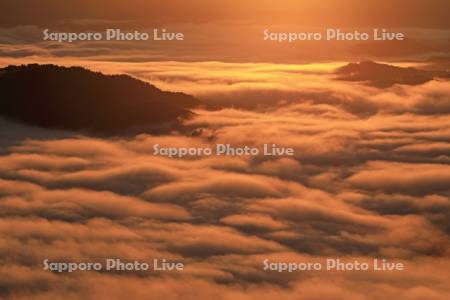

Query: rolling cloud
<box><xmin>0</xmin><ymin>61</ymin><xmax>449</xmax><ymax>299</ymax></box>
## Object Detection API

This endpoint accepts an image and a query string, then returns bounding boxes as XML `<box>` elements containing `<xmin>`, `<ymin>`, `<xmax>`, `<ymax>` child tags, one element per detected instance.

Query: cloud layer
<box><xmin>0</xmin><ymin>61</ymin><xmax>449</xmax><ymax>299</ymax></box>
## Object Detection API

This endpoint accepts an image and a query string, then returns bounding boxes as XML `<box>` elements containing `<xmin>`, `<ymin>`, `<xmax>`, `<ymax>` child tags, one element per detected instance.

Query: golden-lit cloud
<box><xmin>0</xmin><ymin>61</ymin><xmax>449</xmax><ymax>298</ymax></box>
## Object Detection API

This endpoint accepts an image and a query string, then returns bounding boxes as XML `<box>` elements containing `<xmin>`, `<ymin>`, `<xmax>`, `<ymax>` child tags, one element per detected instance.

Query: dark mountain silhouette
<box><xmin>335</xmin><ymin>61</ymin><xmax>449</xmax><ymax>88</ymax></box>
<box><xmin>0</xmin><ymin>64</ymin><xmax>200</xmax><ymax>134</ymax></box>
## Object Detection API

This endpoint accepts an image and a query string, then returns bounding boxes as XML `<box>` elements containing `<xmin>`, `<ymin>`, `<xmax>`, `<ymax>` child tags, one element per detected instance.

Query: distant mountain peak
<box><xmin>0</xmin><ymin>64</ymin><xmax>200</xmax><ymax>134</ymax></box>
<box><xmin>335</xmin><ymin>61</ymin><xmax>449</xmax><ymax>88</ymax></box>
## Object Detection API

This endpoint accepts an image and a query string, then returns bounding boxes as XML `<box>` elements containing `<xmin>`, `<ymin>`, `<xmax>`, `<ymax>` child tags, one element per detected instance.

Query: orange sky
<box><xmin>1</xmin><ymin>0</ymin><xmax>449</xmax><ymax>28</ymax></box>
<box><xmin>0</xmin><ymin>1</ymin><xmax>449</xmax><ymax>63</ymax></box>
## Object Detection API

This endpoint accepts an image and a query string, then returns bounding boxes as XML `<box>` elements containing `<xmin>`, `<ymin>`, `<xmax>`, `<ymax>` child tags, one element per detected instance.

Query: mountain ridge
<box><xmin>0</xmin><ymin>64</ymin><xmax>200</xmax><ymax>134</ymax></box>
<box><xmin>335</xmin><ymin>61</ymin><xmax>449</xmax><ymax>87</ymax></box>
